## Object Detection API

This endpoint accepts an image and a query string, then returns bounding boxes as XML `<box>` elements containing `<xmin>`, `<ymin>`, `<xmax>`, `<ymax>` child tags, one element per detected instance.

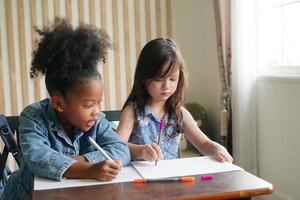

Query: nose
<box><xmin>92</xmin><ymin>105</ymin><xmax>101</xmax><ymax>117</ymax></box>
<box><xmin>162</xmin><ymin>79</ymin><xmax>170</xmax><ymax>89</ymax></box>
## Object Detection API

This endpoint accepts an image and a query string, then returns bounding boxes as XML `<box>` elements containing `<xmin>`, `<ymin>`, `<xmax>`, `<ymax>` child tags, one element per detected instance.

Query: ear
<box><xmin>51</xmin><ymin>94</ymin><xmax>65</xmax><ymax>112</ymax></box>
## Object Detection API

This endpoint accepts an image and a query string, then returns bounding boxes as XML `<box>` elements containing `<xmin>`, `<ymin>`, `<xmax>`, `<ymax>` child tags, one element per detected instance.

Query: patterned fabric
<box><xmin>129</xmin><ymin>104</ymin><xmax>182</xmax><ymax>160</ymax></box>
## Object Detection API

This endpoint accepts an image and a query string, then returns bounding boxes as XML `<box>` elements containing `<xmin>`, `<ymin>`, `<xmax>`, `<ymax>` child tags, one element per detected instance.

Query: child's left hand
<box><xmin>214</xmin><ymin>146</ymin><xmax>233</xmax><ymax>163</ymax></box>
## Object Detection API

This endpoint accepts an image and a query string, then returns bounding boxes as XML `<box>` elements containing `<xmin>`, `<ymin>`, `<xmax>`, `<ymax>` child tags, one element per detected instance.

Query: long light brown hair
<box><xmin>124</xmin><ymin>38</ymin><xmax>188</xmax><ymax>132</ymax></box>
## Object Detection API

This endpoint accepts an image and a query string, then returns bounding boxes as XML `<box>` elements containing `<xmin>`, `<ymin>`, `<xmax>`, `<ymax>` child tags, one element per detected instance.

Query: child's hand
<box><xmin>141</xmin><ymin>143</ymin><xmax>164</xmax><ymax>161</ymax></box>
<box><xmin>91</xmin><ymin>160</ymin><xmax>122</xmax><ymax>181</ymax></box>
<box><xmin>214</xmin><ymin>146</ymin><xmax>233</xmax><ymax>163</ymax></box>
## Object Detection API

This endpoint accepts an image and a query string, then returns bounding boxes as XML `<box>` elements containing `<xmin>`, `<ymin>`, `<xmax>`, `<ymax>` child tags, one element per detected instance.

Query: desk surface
<box><xmin>32</xmin><ymin>170</ymin><xmax>273</xmax><ymax>200</ymax></box>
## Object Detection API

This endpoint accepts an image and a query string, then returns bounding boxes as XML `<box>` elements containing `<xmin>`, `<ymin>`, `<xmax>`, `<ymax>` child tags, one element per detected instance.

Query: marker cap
<box><xmin>181</xmin><ymin>176</ymin><xmax>195</xmax><ymax>182</ymax></box>
<box><xmin>133</xmin><ymin>178</ymin><xmax>146</xmax><ymax>183</ymax></box>
<box><xmin>200</xmin><ymin>175</ymin><xmax>213</xmax><ymax>180</ymax></box>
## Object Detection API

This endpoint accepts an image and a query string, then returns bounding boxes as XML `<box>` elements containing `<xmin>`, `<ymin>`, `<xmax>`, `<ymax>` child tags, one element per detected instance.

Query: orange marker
<box><xmin>133</xmin><ymin>176</ymin><xmax>195</xmax><ymax>183</ymax></box>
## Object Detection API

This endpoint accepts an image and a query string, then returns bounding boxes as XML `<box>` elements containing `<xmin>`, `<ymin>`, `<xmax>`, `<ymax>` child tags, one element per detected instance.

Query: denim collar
<box><xmin>46</xmin><ymin>101</ymin><xmax>62</xmax><ymax>132</ymax></box>
<box><xmin>45</xmin><ymin>99</ymin><xmax>83</xmax><ymax>144</ymax></box>
<box><xmin>144</xmin><ymin>104</ymin><xmax>169</xmax><ymax>123</ymax></box>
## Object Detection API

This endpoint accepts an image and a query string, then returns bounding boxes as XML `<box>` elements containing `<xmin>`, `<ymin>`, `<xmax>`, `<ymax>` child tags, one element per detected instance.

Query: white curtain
<box><xmin>231</xmin><ymin>0</ymin><xmax>258</xmax><ymax>174</ymax></box>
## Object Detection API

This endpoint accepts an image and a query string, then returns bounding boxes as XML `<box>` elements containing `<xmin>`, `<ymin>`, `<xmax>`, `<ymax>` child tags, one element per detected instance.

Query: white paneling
<box><xmin>72</xmin><ymin>0</ymin><xmax>79</xmax><ymax>27</ymax></box>
<box><xmin>95</xmin><ymin>1</ymin><xmax>103</xmax><ymax>79</ymax></box>
<box><xmin>257</xmin><ymin>77</ymin><xmax>300</xmax><ymax>200</ymax></box>
<box><xmin>0</xmin><ymin>0</ymin><xmax>11</xmax><ymax>114</ymax></box>
<box><xmin>48</xmin><ymin>0</ymin><xmax>54</xmax><ymax>22</ymax></box>
<box><xmin>0</xmin><ymin>0</ymin><xmax>169</xmax><ymax>111</ymax></box>
<box><xmin>160</xmin><ymin>0</ymin><xmax>167</xmax><ymax>37</ymax></box>
<box><xmin>139</xmin><ymin>0</ymin><xmax>146</xmax><ymax>46</ymax></box>
<box><xmin>83</xmin><ymin>0</ymin><xmax>89</xmax><ymax>24</ymax></box>
<box><xmin>117</xmin><ymin>0</ymin><xmax>127</xmax><ymax>104</ymax></box>
<box><xmin>150</xmin><ymin>0</ymin><xmax>156</xmax><ymax>38</ymax></box>
<box><xmin>60</xmin><ymin>0</ymin><xmax>66</xmax><ymax>18</ymax></box>
<box><xmin>94</xmin><ymin>0</ymin><xmax>101</xmax><ymax>28</ymax></box>
<box><xmin>35</xmin><ymin>0</ymin><xmax>46</xmax><ymax>99</ymax></box>
<box><xmin>128</xmin><ymin>0</ymin><xmax>137</xmax><ymax>81</ymax></box>
<box><xmin>106</xmin><ymin>0</ymin><xmax>116</xmax><ymax>109</ymax></box>
<box><xmin>12</xmin><ymin>0</ymin><xmax>23</xmax><ymax>112</ymax></box>
<box><xmin>24</xmin><ymin>0</ymin><xmax>34</xmax><ymax>104</ymax></box>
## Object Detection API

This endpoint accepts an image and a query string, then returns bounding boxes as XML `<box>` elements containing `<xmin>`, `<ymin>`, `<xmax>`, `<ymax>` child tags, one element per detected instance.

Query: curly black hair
<box><xmin>30</xmin><ymin>18</ymin><xmax>111</xmax><ymax>97</ymax></box>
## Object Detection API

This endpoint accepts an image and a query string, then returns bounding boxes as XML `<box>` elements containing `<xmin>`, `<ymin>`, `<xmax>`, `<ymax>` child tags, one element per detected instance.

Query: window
<box><xmin>256</xmin><ymin>0</ymin><xmax>300</xmax><ymax>75</ymax></box>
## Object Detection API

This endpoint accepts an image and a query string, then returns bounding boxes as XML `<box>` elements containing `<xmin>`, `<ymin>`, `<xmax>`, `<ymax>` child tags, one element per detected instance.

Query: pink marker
<box><xmin>155</xmin><ymin>118</ymin><xmax>164</xmax><ymax>166</ymax></box>
<box><xmin>201</xmin><ymin>175</ymin><xmax>213</xmax><ymax>180</ymax></box>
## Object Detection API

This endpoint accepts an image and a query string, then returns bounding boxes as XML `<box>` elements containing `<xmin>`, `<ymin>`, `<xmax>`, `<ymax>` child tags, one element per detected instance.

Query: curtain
<box><xmin>231</xmin><ymin>0</ymin><xmax>258</xmax><ymax>173</ymax></box>
<box><xmin>213</xmin><ymin>0</ymin><xmax>232</xmax><ymax>154</ymax></box>
<box><xmin>214</xmin><ymin>0</ymin><xmax>258</xmax><ymax>173</ymax></box>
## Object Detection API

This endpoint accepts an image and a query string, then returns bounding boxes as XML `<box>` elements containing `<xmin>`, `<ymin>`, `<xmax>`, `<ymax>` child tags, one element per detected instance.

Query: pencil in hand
<box><xmin>88</xmin><ymin>136</ymin><xmax>113</xmax><ymax>161</ymax></box>
<box><xmin>155</xmin><ymin>118</ymin><xmax>164</xmax><ymax>166</ymax></box>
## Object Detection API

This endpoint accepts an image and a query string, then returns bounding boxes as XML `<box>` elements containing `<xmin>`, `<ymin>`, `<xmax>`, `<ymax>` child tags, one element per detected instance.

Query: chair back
<box><xmin>102</xmin><ymin>110</ymin><xmax>121</xmax><ymax>122</ymax></box>
<box><xmin>5</xmin><ymin>116</ymin><xmax>19</xmax><ymax>136</ymax></box>
<box><xmin>0</xmin><ymin>115</ymin><xmax>20</xmax><ymax>183</ymax></box>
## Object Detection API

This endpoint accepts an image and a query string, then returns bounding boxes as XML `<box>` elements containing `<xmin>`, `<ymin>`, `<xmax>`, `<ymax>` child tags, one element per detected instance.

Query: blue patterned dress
<box><xmin>128</xmin><ymin>104</ymin><xmax>182</xmax><ymax>159</ymax></box>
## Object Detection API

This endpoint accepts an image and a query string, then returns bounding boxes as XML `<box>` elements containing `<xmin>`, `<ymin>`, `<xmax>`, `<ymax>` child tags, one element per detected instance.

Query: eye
<box><xmin>154</xmin><ymin>78</ymin><xmax>163</xmax><ymax>82</ymax></box>
<box><xmin>97</xmin><ymin>100</ymin><xmax>103</xmax><ymax>105</ymax></box>
<box><xmin>170</xmin><ymin>75</ymin><xmax>179</xmax><ymax>81</ymax></box>
<box><xmin>83</xmin><ymin>104</ymin><xmax>93</xmax><ymax>109</ymax></box>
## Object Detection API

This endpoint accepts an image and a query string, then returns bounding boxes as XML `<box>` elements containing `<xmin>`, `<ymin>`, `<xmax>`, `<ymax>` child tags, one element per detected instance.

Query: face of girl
<box><xmin>146</xmin><ymin>63</ymin><xmax>180</xmax><ymax>104</ymax></box>
<box><xmin>59</xmin><ymin>78</ymin><xmax>103</xmax><ymax>132</ymax></box>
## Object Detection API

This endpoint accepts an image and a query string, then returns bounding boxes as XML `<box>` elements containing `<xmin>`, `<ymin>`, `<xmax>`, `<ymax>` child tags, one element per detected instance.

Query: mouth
<box><xmin>161</xmin><ymin>92</ymin><xmax>171</xmax><ymax>96</ymax></box>
<box><xmin>86</xmin><ymin>120</ymin><xmax>96</xmax><ymax>128</ymax></box>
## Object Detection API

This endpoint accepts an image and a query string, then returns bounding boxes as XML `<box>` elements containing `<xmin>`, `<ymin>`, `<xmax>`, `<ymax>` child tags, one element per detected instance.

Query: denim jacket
<box><xmin>2</xmin><ymin>99</ymin><xmax>130</xmax><ymax>200</ymax></box>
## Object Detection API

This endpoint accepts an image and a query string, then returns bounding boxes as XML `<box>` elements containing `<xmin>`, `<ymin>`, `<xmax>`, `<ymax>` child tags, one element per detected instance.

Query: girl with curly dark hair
<box><xmin>2</xmin><ymin>19</ymin><xmax>130</xmax><ymax>200</ymax></box>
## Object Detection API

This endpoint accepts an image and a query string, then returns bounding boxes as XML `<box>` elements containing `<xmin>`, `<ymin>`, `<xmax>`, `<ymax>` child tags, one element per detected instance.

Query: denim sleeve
<box><xmin>83</xmin><ymin>117</ymin><xmax>131</xmax><ymax>166</ymax></box>
<box><xmin>19</xmin><ymin>111</ymin><xmax>76</xmax><ymax>181</ymax></box>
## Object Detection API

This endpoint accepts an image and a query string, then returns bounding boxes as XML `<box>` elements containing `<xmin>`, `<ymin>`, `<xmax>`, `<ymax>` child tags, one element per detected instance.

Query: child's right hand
<box><xmin>90</xmin><ymin>160</ymin><xmax>122</xmax><ymax>181</ymax></box>
<box><xmin>141</xmin><ymin>143</ymin><xmax>164</xmax><ymax>161</ymax></box>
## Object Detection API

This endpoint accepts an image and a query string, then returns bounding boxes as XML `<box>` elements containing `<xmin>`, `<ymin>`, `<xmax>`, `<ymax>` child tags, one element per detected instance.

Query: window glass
<box><xmin>256</xmin><ymin>0</ymin><xmax>300</xmax><ymax>75</ymax></box>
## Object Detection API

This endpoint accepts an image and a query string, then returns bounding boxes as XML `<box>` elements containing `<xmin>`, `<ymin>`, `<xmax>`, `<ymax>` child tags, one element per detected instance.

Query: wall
<box><xmin>172</xmin><ymin>0</ymin><xmax>221</xmax><ymax>139</ymax></box>
<box><xmin>0</xmin><ymin>0</ymin><xmax>221</xmax><ymax>139</ymax></box>
<box><xmin>173</xmin><ymin>1</ymin><xmax>300</xmax><ymax>199</ymax></box>
<box><xmin>256</xmin><ymin>77</ymin><xmax>300</xmax><ymax>200</ymax></box>
<box><xmin>0</xmin><ymin>0</ymin><xmax>172</xmax><ymax>115</ymax></box>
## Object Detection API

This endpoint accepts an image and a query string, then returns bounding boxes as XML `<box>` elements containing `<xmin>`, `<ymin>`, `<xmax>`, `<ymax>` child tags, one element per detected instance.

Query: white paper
<box><xmin>34</xmin><ymin>156</ymin><xmax>243</xmax><ymax>190</ymax></box>
<box><xmin>130</xmin><ymin>156</ymin><xmax>243</xmax><ymax>179</ymax></box>
<box><xmin>34</xmin><ymin>166</ymin><xmax>140</xmax><ymax>190</ymax></box>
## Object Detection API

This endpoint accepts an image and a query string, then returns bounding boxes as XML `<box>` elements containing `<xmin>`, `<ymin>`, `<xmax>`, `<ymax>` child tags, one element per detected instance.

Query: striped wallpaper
<box><xmin>0</xmin><ymin>0</ymin><xmax>173</xmax><ymax>116</ymax></box>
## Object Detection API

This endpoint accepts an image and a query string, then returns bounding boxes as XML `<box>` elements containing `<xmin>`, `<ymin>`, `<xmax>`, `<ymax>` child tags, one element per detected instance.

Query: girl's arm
<box><xmin>181</xmin><ymin>107</ymin><xmax>233</xmax><ymax>163</ymax></box>
<box><xmin>116</xmin><ymin>105</ymin><xmax>135</xmax><ymax>142</ymax></box>
<box><xmin>117</xmin><ymin>105</ymin><xmax>163</xmax><ymax>161</ymax></box>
